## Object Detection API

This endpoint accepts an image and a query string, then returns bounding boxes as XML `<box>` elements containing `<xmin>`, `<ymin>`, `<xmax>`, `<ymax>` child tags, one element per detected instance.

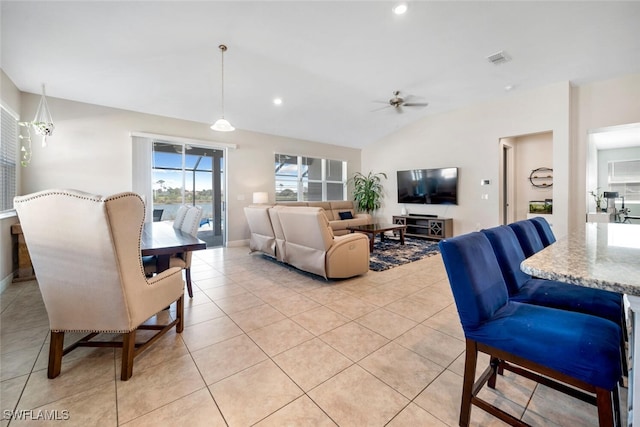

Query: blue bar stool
<box><xmin>482</xmin><ymin>225</ymin><xmax>626</xmax><ymax>378</ymax></box>
<box><xmin>528</xmin><ymin>216</ymin><xmax>556</xmax><ymax>246</ymax></box>
<box><xmin>439</xmin><ymin>232</ymin><xmax>621</xmax><ymax>427</ymax></box>
<box><xmin>508</xmin><ymin>220</ymin><xmax>544</xmax><ymax>257</ymax></box>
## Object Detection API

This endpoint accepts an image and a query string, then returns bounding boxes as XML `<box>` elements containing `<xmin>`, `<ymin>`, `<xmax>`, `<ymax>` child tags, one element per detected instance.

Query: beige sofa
<box><xmin>275</xmin><ymin>200</ymin><xmax>372</xmax><ymax>236</ymax></box>
<box><xmin>244</xmin><ymin>205</ymin><xmax>369</xmax><ymax>279</ymax></box>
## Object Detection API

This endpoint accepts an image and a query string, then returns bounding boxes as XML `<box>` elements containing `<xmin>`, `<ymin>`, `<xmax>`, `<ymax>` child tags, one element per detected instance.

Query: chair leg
<box><xmin>595</xmin><ymin>388</ymin><xmax>615</xmax><ymax>427</ymax></box>
<box><xmin>176</xmin><ymin>295</ymin><xmax>184</xmax><ymax>333</ymax></box>
<box><xmin>48</xmin><ymin>331</ymin><xmax>65</xmax><ymax>379</ymax></box>
<box><xmin>460</xmin><ymin>340</ymin><xmax>478</xmax><ymax>427</ymax></box>
<box><xmin>185</xmin><ymin>268</ymin><xmax>193</xmax><ymax>298</ymax></box>
<box><xmin>121</xmin><ymin>330</ymin><xmax>136</xmax><ymax>381</ymax></box>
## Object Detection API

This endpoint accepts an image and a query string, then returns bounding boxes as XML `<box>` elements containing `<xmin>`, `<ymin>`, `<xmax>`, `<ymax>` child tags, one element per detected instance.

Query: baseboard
<box><xmin>0</xmin><ymin>272</ymin><xmax>14</xmax><ymax>293</ymax></box>
<box><xmin>226</xmin><ymin>239</ymin><xmax>249</xmax><ymax>248</ymax></box>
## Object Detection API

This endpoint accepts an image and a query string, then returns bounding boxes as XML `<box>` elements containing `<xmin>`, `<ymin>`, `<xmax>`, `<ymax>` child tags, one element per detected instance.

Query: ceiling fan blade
<box><xmin>371</xmin><ymin>105</ymin><xmax>392</xmax><ymax>112</ymax></box>
<box><xmin>403</xmin><ymin>102</ymin><xmax>429</xmax><ymax>107</ymax></box>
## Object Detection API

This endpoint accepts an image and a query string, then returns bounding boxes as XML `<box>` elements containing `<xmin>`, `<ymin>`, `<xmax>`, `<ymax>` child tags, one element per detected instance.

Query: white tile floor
<box><xmin>0</xmin><ymin>247</ymin><xmax>626</xmax><ymax>426</ymax></box>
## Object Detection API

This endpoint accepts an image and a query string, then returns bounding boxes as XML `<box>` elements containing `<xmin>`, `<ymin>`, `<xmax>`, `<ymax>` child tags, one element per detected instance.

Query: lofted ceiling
<box><xmin>2</xmin><ymin>1</ymin><xmax>639</xmax><ymax>149</ymax></box>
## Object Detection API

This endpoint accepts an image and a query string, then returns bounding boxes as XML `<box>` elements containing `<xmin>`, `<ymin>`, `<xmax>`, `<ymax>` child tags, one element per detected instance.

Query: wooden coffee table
<box><xmin>347</xmin><ymin>223</ymin><xmax>406</xmax><ymax>252</ymax></box>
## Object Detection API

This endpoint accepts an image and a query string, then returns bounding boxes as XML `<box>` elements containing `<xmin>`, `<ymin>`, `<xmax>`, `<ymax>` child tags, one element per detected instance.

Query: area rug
<box><xmin>369</xmin><ymin>237</ymin><xmax>440</xmax><ymax>272</ymax></box>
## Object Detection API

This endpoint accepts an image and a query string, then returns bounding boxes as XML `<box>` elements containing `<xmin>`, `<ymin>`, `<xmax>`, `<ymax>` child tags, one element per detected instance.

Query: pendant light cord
<box><xmin>219</xmin><ymin>44</ymin><xmax>227</xmax><ymax>118</ymax></box>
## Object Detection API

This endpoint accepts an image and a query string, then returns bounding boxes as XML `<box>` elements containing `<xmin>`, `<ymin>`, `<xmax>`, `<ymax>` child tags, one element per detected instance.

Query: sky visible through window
<box><xmin>153</xmin><ymin>150</ymin><xmax>218</xmax><ymax>192</ymax></box>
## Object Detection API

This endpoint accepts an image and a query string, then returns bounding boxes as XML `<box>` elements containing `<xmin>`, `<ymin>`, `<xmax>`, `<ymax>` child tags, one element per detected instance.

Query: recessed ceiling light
<box><xmin>504</xmin><ymin>85</ymin><xmax>514</xmax><ymax>91</ymax></box>
<box><xmin>393</xmin><ymin>3</ymin><xmax>408</xmax><ymax>15</ymax></box>
<box><xmin>273</xmin><ymin>98</ymin><xmax>283</xmax><ymax>105</ymax></box>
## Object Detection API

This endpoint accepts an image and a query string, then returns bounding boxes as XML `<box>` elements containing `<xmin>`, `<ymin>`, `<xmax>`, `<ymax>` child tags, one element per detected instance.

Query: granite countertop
<box><xmin>521</xmin><ymin>222</ymin><xmax>640</xmax><ymax>295</ymax></box>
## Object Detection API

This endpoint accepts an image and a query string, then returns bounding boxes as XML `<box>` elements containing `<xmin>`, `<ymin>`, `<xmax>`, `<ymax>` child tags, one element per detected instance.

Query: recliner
<box><xmin>439</xmin><ymin>232</ymin><xmax>621</xmax><ymax>427</ymax></box>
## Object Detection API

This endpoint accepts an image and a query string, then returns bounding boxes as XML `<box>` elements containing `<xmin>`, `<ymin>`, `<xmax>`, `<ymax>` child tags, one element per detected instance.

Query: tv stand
<box><xmin>392</xmin><ymin>215</ymin><xmax>453</xmax><ymax>240</ymax></box>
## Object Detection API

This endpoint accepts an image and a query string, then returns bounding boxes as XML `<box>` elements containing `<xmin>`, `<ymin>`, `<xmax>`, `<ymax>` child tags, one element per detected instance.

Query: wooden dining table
<box><xmin>140</xmin><ymin>221</ymin><xmax>207</xmax><ymax>272</ymax></box>
<box><xmin>521</xmin><ymin>222</ymin><xmax>640</xmax><ymax>426</ymax></box>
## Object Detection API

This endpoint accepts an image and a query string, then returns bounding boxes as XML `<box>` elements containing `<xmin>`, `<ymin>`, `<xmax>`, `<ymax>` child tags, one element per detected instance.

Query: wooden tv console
<box><xmin>392</xmin><ymin>215</ymin><xmax>453</xmax><ymax>241</ymax></box>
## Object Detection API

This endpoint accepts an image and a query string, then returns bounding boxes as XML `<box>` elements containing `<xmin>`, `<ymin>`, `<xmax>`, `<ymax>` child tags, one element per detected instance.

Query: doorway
<box><xmin>499</xmin><ymin>132</ymin><xmax>553</xmax><ymax>225</ymax></box>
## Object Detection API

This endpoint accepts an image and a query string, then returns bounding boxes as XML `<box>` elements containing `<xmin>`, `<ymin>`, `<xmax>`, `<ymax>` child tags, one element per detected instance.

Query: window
<box><xmin>1</xmin><ymin>105</ymin><xmax>18</xmax><ymax>212</ymax></box>
<box><xmin>275</xmin><ymin>153</ymin><xmax>346</xmax><ymax>202</ymax></box>
<box><xmin>608</xmin><ymin>159</ymin><xmax>640</xmax><ymax>204</ymax></box>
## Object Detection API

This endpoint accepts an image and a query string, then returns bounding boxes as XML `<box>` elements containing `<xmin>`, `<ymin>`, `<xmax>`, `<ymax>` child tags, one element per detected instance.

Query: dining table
<box><xmin>521</xmin><ymin>222</ymin><xmax>640</xmax><ymax>426</ymax></box>
<box><xmin>140</xmin><ymin>221</ymin><xmax>207</xmax><ymax>272</ymax></box>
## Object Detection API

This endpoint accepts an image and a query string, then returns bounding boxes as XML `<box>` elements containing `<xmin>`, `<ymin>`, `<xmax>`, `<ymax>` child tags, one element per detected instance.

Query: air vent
<box><xmin>487</xmin><ymin>50</ymin><xmax>511</xmax><ymax>65</ymax></box>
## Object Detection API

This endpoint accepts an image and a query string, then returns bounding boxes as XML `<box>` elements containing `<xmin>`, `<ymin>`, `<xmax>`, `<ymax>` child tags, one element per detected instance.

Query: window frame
<box><xmin>275</xmin><ymin>153</ymin><xmax>347</xmax><ymax>202</ymax></box>
<box><xmin>1</xmin><ymin>103</ymin><xmax>19</xmax><ymax>214</ymax></box>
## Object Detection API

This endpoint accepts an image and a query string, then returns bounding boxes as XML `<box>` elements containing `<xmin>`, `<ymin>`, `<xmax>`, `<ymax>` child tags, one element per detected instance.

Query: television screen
<box><xmin>397</xmin><ymin>168</ymin><xmax>458</xmax><ymax>205</ymax></box>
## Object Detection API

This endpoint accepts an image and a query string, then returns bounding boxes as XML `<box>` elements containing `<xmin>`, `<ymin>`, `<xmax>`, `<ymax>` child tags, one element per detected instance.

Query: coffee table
<box><xmin>347</xmin><ymin>223</ymin><xmax>406</xmax><ymax>252</ymax></box>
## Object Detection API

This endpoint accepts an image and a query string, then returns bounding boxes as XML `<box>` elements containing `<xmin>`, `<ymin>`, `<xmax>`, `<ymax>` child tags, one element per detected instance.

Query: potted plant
<box><xmin>351</xmin><ymin>171</ymin><xmax>387</xmax><ymax>214</ymax></box>
<box><xmin>589</xmin><ymin>188</ymin><xmax>604</xmax><ymax>211</ymax></box>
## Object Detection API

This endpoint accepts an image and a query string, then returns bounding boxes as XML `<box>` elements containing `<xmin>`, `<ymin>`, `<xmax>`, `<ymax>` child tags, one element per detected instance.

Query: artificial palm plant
<box><xmin>351</xmin><ymin>171</ymin><xmax>387</xmax><ymax>214</ymax></box>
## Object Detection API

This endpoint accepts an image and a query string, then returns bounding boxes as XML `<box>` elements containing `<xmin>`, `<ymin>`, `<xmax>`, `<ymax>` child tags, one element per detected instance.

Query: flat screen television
<box><xmin>397</xmin><ymin>167</ymin><xmax>458</xmax><ymax>205</ymax></box>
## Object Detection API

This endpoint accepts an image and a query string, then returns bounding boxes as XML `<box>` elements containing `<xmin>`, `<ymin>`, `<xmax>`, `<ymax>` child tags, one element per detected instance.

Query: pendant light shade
<box><xmin>211</xmin><ymin>44</ymin><xmax>235</xmax><ymax>132</ymax></box>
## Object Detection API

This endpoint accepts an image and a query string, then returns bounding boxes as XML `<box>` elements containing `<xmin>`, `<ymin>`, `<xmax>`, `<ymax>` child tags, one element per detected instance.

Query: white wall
<box><xmin>16</xmin><ymin>94</ymin><xmax>362</xmax><ymax>245</ymax></box>
<box><xmin>572</xmin><ymin>73</ymin><xmax>640</xmax><ymax>232</ymax></box>
<box><xmin>363</xmin><ymin>81</ymin><xmax>571</xmax><ymax>237</ymax></box>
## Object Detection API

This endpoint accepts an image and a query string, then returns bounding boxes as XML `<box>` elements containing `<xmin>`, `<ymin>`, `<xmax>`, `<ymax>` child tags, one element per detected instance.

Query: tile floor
<box><xmin>0</xmin><ymin>247</ymin><xmax>627</xmax><ymax>426</ymax></box>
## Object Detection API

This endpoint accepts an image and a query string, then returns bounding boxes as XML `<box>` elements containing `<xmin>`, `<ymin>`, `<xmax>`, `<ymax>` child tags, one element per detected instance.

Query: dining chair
<box><xmin>173</xmin><ymin>204</ymin><xmax>189</xmax><ymax>229</ymax></box>
<box><xmin>482</xmin><ymin>225</ymin><xmax>626</xmax><ymax>377</ymax></box>
<box><xmin>152</xmin><ymin>208</ymin><xmax>164</xmax><ymax>222</ymax></box>
<box><xmin>14</xmin><ymin>189</ymin><xmax>185</xmax><ymax>380</ymax></box>
<box><xmin>439</xmin><ymin>232</ymin><xmax>621</xmax><ymax>427</ymax></box>
<box><xmin>528</xmin><ymin>216</ymin><xmax>556</xmax><ymax>246</ymax></box>
<box><xmin>508</xmin><ymin>219</ymin><xmax>544</xmax><ymax>257</ymax></box>
<box><xmin>144</xmin><ymin>205</ymin><xmax>203</xmax><ymax>298</ymax></box>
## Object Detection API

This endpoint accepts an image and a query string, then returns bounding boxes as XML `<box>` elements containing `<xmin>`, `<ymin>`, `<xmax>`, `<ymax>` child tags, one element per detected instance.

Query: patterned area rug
<box><xmin>369</xmin><ymin>236</ymin><xmax>441</xmax><ymax>272</ymax></box>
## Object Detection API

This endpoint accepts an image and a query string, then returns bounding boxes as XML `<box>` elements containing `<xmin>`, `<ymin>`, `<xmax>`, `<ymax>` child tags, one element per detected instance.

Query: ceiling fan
<box><xmin>373</xmin><ymin>90</ymin><xmax>429</xmax><ymax>113</ymax></box>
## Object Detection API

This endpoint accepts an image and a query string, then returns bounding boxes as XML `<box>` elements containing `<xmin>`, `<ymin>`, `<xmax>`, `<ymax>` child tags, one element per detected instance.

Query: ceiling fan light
<box><xmin>211</xmin><ymin>118</ymin><xmax>235</xmax><ymax>132</ymax></box>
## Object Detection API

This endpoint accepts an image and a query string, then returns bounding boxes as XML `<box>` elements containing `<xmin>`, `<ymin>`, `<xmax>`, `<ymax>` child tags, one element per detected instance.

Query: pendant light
<box><xmin>211</xmin><ymin>44</ymin><xmax>235</xmax><ymax>132</ymax></box>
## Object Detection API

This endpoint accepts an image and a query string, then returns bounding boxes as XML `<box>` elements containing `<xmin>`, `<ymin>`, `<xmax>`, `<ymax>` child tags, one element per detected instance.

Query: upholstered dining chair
<box><xmin>528</xmin><ymin>216</ymin><xmax>557</xmax><ymax>246</ymax></box>
<box><xmin>439</xmin><ymin>232</ymin><xmax>621</xmax><ymax>427</ymax></box>
<box><xmin>482</xmin><ymin>225</ymin><xmax>626</xmax><ymax>376</ymax></box>
<box><xmin>508</xmin><ymin>219</ymin><xmax>545</xmax><ymax>257</ymax></box>
<box><xmin>144</xmin><ymin>205</ymin><xmax>203</xmax><ymax>298</ymax></box>
<box><xmin>14</xmin><ymin>189</ymin><xmax>185</xmax><ymax>381</ymax></box>
<box><xmin>173</xmin><ymin>204</ymin><xmax>189</xmax><ymax>229</ymax></box>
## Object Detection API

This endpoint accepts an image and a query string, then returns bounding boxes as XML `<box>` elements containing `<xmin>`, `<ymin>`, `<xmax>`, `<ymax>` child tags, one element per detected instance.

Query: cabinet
<box><xmin>392</xmin><ymin>215</ymin><xmax>453</xmax><ymax>240</ymax></box>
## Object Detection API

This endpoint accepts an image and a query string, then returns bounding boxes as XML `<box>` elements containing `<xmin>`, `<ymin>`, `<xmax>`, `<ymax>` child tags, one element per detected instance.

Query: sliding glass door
<box><xmin>152</xmin><ymin>141</ymin><xmax>225</xmax><ymax>247</ymax></box>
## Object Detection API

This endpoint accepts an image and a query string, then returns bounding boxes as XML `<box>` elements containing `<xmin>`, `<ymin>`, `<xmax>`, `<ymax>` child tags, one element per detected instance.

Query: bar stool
<box><xmin>439</xmin><ymin>232</ymin><xmax>621</xmax><ymax>427</ymax></box>
<box><xmin>508</xmin><ymin>220</ymin><xmax>544</xmax><ymax>257</ymax></box>
<box><xmin>528</xmin><ymin>216</ymin><xmax>556</xmax><ymax>246</ymax></box>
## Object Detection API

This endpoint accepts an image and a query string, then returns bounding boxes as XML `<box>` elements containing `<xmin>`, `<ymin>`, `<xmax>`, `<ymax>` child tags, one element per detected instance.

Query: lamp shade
<box><xmin>211</xmin><ymin>118</ymin><xmax>235</xmax><ymax>132</ymax></box>
<box><xmin>252</xmin><ymin>192</ymin><xmax>269</xmax><ymax>204</ymax></box>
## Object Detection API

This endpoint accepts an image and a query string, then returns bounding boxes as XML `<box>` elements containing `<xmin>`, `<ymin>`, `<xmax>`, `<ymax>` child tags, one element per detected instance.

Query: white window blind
<box><xmin>1</xmin><ymin>106</ymin><xmax>18</xmax><ymax>211</ymax></box>
<box><xmin>608</xmin><ymin>159</ymin><xmax>640</xmax><ymax>203</ymax></box>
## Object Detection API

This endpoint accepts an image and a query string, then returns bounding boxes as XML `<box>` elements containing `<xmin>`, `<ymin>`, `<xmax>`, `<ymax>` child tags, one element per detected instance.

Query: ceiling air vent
<box><xmin>487</xmin><ymin>50</ymin><xmax>511</xmax><ymax>65</ymax></box>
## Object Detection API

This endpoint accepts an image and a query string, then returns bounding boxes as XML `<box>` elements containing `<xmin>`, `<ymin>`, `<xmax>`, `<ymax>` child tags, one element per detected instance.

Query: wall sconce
<box><xmin>252</xmin><ymin>192</ymin><xmax>269</xmax><ymax>204</ymax></box>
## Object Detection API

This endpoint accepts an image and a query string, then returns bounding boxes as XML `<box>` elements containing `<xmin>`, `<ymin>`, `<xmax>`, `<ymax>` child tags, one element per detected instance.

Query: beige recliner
<box><xmin>14</xmin><ymin>189</ymin><xmax>185</xmax><ymax>381</ymax></box>
<box><xmin>275</xmin><ymin>207</ymin><xmax>369</xmax><ymax>278</ymax></box>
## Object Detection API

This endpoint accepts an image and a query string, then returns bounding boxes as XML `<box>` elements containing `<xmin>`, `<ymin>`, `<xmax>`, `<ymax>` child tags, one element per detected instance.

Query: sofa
<box><xmin>274</xmin><ymin>200</ymin><xmax>372</xmax><ymax>236</ymax></box>
<box><xmin>244</xmin><ymin>205</ymin><xmax>370</xmax><ymax>279</ymax></box>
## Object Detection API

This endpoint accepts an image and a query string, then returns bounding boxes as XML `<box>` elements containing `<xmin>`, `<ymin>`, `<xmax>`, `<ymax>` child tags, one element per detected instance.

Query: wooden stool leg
<box><xmin>48</xmin><ymin>331</ymin><xmax>65</xmax><ymax>379</ymax></box>
<box><xmin>595</xmin><ymin>388</ymin><xmax>614</xmax><ymax>427</ymax></box>
<box><xmin>460</xmin><ymin>340</ymin><xmax>478</xmax><ymax>427</ymax></box>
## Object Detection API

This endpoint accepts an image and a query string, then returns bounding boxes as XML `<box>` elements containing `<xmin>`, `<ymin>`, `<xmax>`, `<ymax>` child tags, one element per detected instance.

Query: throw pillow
<box><xmin>339</xmin><ymin>211</ymin><xmax>354</xmax><ymax>220</ymax></box>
